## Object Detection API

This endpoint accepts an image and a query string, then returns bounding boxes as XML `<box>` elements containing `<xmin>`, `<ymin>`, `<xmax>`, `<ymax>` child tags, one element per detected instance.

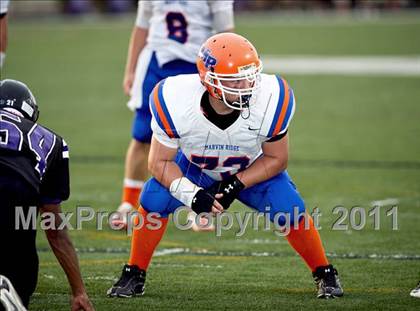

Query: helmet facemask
<box><xmin>204</xmin><ymin>62</ymin><xmax>263</xmax><ymax>110</ymax></box>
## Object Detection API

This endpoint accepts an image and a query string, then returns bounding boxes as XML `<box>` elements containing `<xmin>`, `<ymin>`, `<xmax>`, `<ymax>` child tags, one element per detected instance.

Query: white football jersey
<box><xmin>0</xmin><ymin>0</ymin><xmax>10</xmax><ymax>14</ymax></box>
<box><xmin>136</xmin><ymin>0</ymin><xmax>234</xmax><ymax>65</ymax></box>
<box><xmin>150</xmin><ymin>74</ymin><xmax>296</xmax><ymax>181</ymax></box>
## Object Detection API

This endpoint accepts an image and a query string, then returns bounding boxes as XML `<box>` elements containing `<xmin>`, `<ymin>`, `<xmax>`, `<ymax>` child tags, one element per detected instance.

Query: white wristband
<box><xmin>169</xmin><ymin>177</ymin><xmax>202</xmax><ymax>208</ymax></box>
<box><xmin>0</xmin><ymin>52</ymin><xmax>5</xmax><ymax>68</ymax></box>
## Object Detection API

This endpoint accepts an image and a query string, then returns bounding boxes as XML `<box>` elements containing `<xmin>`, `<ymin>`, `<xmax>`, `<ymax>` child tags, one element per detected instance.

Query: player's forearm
<box><xmin>149</xmin><ymin>158</ymin><xmax>223</xmax><ymax>213</ymax></box>
<box><xmin>237</xmin><ymin>155</ymin><xmax>287</xmax><ymax>189</ymax></box>
<box><xmin>41</xmin><ymin>204</ymin><xmax>87</xmax><ymax>296</ymax></box>
<box><xmin>45</xmin><ymin>227</ymin><xmax>87</xmax><ymax>296</ymax></box>
<box><xmin>124</xmin><ymin>26</ymin><xmax>148</xmax><ymax>76</ymax></box>
<box><xmin>148</xmin><ymin>159</ymin><xmax>184</xmax><ymax>189</ymax></box>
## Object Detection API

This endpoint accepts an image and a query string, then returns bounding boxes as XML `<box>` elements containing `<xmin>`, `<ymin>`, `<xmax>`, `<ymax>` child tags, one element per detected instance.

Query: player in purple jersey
<box><xmin>0</xmin><ymin>80</ymin><xmax>94</xmax><ymax>310</ymax></box>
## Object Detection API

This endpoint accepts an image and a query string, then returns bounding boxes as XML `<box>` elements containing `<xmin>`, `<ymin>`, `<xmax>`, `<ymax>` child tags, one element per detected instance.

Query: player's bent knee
<box><xmin>140</xmin><ymin>178</ymin><xmax>181</xmax><ymax>216</ymax></box>
<box><xmin>270</xmin><ymin>194</ymin><xmax>306</xmax><ymax>227</ymax></box>
<box><xmin>132</xmin><ymin>109</ymin><xmax>152</xmax><ymax>143</ymax></box>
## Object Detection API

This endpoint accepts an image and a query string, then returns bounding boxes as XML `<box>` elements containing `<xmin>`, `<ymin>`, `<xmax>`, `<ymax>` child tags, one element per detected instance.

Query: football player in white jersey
<box><xmin>113</xmin><ymin>0</ymin><xmax>234</xmax><ymax>230</ymax></box>
<box><xmin>0</xmin><ymin>0</ymin><xmax>10</xmax><ymax>68</ymax></box>
<box><xmin>107</xmin><ymin>33</ymin><xmax>344</xmax><ymax>299</ymax></box>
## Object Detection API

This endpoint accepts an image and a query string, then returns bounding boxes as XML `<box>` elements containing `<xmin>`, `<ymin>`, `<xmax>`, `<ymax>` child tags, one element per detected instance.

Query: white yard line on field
<box><xmin>154</xmin><ymin>248</ymin><xmax>186</xmax><ymax>256</ymax></box>
<box><xmin>124</xmin><ymin>248</ymin><xmax>420</xmax><ymax>260</ymax></box>
<box><xmin>154</xmin><ymin>248</ymin><xmax>420</xmax><ymax>260</ymax></box>
<box><xmin>42</xmin><ymin>247</ymin><xmax>420</xmax><ymax>260</ymax></box>
<box><xmin>262</xmin><ymin>55</ymin><xmax>420</xmax><ymax>76</ymax></box>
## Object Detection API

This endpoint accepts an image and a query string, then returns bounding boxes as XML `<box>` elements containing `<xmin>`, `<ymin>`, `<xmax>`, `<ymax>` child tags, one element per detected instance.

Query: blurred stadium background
<box><xmin>1</xmin><ymin>0</ymin><xmax>420</xmax><ymax>310</ymax></box>
<box><xmin>6</xmin><ymin>0</ymin><xmax>420</xmax><ymax>14</ymax></box>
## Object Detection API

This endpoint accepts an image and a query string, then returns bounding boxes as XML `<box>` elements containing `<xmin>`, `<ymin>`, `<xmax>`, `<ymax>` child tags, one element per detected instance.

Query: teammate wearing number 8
<box><xmin>114</xmin><ymin>0</ymin><xmax>234</xmax><ymax>229</ymax></box>
<box><xmin>108</xmin><ymin>33</ymin><xmax>344</xmax><ymax>300</ymax></box>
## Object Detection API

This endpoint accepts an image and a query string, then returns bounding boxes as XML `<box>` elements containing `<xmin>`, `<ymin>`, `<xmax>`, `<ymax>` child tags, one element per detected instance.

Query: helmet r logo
<box><xmin>199</xmin><ymin>47</ymin><xmax>217</xmax><ymax>69</ymax></box>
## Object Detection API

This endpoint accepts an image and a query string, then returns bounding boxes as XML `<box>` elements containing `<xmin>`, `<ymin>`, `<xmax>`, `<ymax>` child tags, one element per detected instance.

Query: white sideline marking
<box><xmin>86</xmin><ymin>276</ymin><xmax>116</xmax><ymax>281</ymax></box>
<box><xmin>80</xmin><ymin>264</ymin><xmax>224</xmax><ymax>282</ymax></box>
<box><xmin>50</xmin><ymin>247</ymin><xmax>420</xmax><ymax>260</ymax></box>
<box><xmin>154</xmin><ymin>248</ymin><xmax>185</xmax><ymax>256</ymax></box>
<box><xmin>152</xmin><ymin>263</ymin><xmax>223</xmax><ymax>269</ymax></box>
<box><xmin>262</xmin><ymin>55</ymin><xmax>420</xmax><ymax>76</ymax></box>
<box><xmin>154</xmin><ymin>248</ymin><xmax>420</xmax><ymax>260</ymax></box>
<box><xmin>370</xmin><ymin>198</ymin><xmax>399</xmax><ymax>207</ymax></box>
<box><xmin>236</xmin><ymin>238</ymin><xmax>284</xmax><ymax>244</ymax></box>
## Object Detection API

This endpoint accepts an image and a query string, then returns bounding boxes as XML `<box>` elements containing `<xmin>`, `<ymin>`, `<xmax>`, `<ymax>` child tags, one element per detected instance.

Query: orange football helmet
<box><xmin>197</xmin><ymin>33</ymin><xmax>262</xmax><ymax>110</ymax></box>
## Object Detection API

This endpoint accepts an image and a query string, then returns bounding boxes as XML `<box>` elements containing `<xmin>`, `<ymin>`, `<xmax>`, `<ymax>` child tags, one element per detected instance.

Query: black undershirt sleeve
<box><xmin>266</xmin><ymin>130</ymin><xmax>288</xmax><ymax>142</ymax></box>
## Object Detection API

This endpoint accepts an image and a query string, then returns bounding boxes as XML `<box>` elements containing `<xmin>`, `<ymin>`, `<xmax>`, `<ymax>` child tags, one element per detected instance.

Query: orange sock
<box><xmin>286</xmin><ymin>215</ymin><xmax>329</xmax><ymax>272</ymax></box>
<box><xmin>128</xmin><ymin>207</ymin><xmax>168</xmax><ymax>271</ymax></box>
<box><xmin>122</xmin><ymin>186</ymin><xmax>142</xmax><ymax>207</ymax></box>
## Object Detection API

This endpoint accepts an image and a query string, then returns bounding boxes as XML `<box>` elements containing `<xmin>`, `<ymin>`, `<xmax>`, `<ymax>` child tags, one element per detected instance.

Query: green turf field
<box><xmin>2</xmin><ymin>12</ymin><xmax>420</xmax><ymax>310</ymax></box>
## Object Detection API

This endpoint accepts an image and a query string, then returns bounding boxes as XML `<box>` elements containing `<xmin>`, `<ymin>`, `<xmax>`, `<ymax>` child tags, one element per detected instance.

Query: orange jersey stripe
<box><xmin>273</xmin><ymin>78</ymin><xmax>290</xmax><ymax>136</ymax></box>
<box><xmin>153</xmin><ymin>84</ymin><xmax>175</xmax><ymax>138</ymax></box>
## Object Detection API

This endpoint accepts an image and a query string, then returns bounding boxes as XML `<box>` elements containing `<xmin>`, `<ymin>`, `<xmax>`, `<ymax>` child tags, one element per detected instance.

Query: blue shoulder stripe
<box><xmin>149</xmin><ymin>79</ymin><xmax>180</xmax><ymax>139</ymax></box>
<box><xmin>267</xmin><ymin>76</ymin><xmax>295</xmax><ymax>137</ymax></box>
<box><xmin>279</xmin><ymin>88</ymin><xmax>295</xmax><ymax>133</ymax></box>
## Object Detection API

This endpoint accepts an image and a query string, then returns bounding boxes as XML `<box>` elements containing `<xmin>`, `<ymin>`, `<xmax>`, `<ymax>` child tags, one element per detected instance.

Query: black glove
<box><xmin>191</xmin><ymin>189</ymin><xmax>216</xmax><ymax>214</ymax></box>
<box><xmin>210</xmin><ymin>175</ymin><xmax>245</xmax><ymax>210</ymax></box>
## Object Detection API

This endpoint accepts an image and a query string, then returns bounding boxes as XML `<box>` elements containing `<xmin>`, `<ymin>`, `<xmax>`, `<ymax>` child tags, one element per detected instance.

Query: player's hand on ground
<box><xmin>123</xmin><ymin>72</ymin><xmax>135</xmax><ymax>96</ymax></box>
<box><xmin>70</xmin><ymin>293</ymin><xmax>95</xmax><ymax>311</ymax></box>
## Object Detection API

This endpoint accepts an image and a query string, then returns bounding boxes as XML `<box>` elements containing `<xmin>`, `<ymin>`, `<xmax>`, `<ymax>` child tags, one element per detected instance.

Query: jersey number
<box><xmin>190</xmin><ymin>155</ymin><xmax>250</xmax><ymax>179</ymax></box>
<box><xmin>0</xmin><ymin>112</ymin><xmax>56</xmax><ymax>177</ymax></box>
<box><xmin>0</xmin><ymin>112</ymin><xmax>23</xmax><ymax>151</ymax></box>
<box><xmin>166</xmin><ymin>12</ymin><xmax>188</xmax><ymax>44</ymax></box>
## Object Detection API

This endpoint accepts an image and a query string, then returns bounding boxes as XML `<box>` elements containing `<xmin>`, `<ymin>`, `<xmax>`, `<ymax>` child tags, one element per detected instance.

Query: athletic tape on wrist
<box><xmin>169</xmin><ymin>177</ymin><xmax>202</xmax><ymax>208</ymax></box>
